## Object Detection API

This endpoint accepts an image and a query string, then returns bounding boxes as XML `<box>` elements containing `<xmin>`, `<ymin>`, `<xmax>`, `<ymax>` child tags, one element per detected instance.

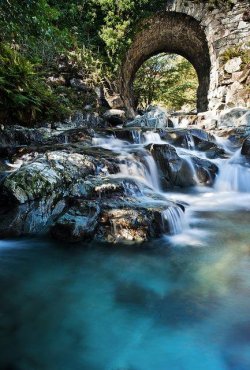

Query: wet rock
<box><xmin>51</xmin><ymin>201</ymin><xmax>100</xmax><ymax>242</ymax></box>
<box><xmin>159</xmin><ymin>128</ymin><xmax>223</xmax><ymax>158</ymax></box>
<box><xmin>219</xmin><ymin>108</ymin><xmax>250</xmax><ymax>127</ymax></box>
<box><xmin>95</xmin><ymin>197</ymin><xmax>180</xmax><ymax>243</ymax></box>
<box><xmin>125</xmin><ymin>107</ymin><xmax>167</xmax><ymax>129</ymax></box>
<box><xmin>69</xmin><ymin>176</ymin><xmax>142</xmax><ymax>199</ymax></box>
<box><xmin>146</xmin><ymin>143</ymin><xmax>218</xmax><ymax>188</ymax></box>
<box><xmin>0</xmin><ymin>151</ymin><xmax>96</xmax><ymax>204</ymax></box>
<box><xmin>103</xmin><ymin>109</ymin><xmax>126</xmax><ymax>126</ymax></box>
<box><xmin>0</xmin><ymin>195</ymin><xmax>65</xmax><ymax>238</ymax></box>
<box><xmin>241</xmin><ymin>136</ymin><xmax>250</xmax><ymax>157</ymax></box>
<box><xmin>0</xmin><ymin>125</ymin><xmax>95</xmax><ymax>150</ymax></box>
<box><xmin>191</xmin><ymin>155</ymin><xmax>218</xmax><ymax>184</ymax></box>
<box><xmin>145</xmin><ymin>143</ymin><xmax>195</xmax><ymax>188</ymax></box>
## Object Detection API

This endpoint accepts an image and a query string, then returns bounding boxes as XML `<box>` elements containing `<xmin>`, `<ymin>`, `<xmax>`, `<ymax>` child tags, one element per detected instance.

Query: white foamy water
<box><xmin>91</xmin><ymin>129</ymin><xmax>250</xmax><ymax>241</ymax></box>
<box><xmin>215</xmin><ymin>149</ymin><xmax>250</xmax><ymax>192</ymax></box>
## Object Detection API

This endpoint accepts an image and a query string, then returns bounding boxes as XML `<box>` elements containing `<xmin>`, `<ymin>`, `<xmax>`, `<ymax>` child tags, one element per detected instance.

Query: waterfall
<box><xmin>215</xmin><ymin>149</ymin><xmax>250</xmax><ymax>192</ymax></box>
<box><xmin>185</xmin><ymin>133</ymin><xmax>195</xmax><ymax>150</ymax></box>
<box><xmin>143</xmin><ymin>154</ymin><xmax>161</xmax><ymax>191</ymax></box>
<box><xmin>162</xmin><ymin>206</ymin><xmax>186</xmax><ymax>235</ymax></box>
<box><xmin>143</xmin><ymin>131</ymin><xmax>163</xmax><ymax>144</ymax></box>
<box><xmin>132</xmin><ymin>130</ymin><xmax>142</xmax><ymax>144</ymax></box>
<box><xmin>118</xmin><ymin>153</ymin><xmax>160</xmax><ymax>191</ymax></box>
<box><xmin>92</xmin><ymin>132</ymin><xmax>187</xmax><ymax>236</ymax></box>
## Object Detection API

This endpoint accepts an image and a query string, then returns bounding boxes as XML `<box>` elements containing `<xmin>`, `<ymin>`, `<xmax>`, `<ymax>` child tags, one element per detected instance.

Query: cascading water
<box><xmin>162</xmin><ymin>206</ymin><xmax>186</xmax><ymax>235</ymax></box>
<box><xmin>132</xmin><ymin>130</ymin><xmax>142</xmax><ymax>144</ymax></box>
<box><xmin>185</xmin><ymin>133</ymin><xmax>195</xmax><ymax>150</ymax></box>
<box><xmin>92</xmin><ymin>128</ymin><xmax>250</xmax><ymax>239</ymax></box>
<box><xmin>215</xmin><ymin>149</ymin><xmax>250</xmax><ymax>192</ymax></box>
<box><xmin>143</xmin><ymin>131</ymin><xmax>163</xmax><ymax>144</ymax></box>
<box><xmin>92</xmin><ymin>131</ymin><xmax>188</xmax><ymax>235</ymax></box>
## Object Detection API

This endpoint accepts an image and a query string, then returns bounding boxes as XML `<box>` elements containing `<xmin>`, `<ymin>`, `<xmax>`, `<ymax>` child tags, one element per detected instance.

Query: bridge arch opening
<box><xmin>120</xmin><ymin>12</ymin><xmax>211</xmax><ymax>117</ymax></box>
<box><xmin>133</xmin><ymin>53</ymin><xmax>199</xmax><ymax>112</ymax></box>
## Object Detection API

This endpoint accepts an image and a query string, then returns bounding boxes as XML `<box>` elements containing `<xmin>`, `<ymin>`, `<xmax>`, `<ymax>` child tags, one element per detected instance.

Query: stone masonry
<box><xmin>120</xmin><ymin>0</ymin><xmax>250</xmax><ymax>116</ymax></box>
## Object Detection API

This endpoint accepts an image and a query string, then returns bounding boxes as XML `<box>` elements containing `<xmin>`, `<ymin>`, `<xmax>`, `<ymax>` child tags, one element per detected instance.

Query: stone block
<box><xmin>224</xmin><ymin>57</ymin><xmax>242</xmax><ymax>74</ymax></box>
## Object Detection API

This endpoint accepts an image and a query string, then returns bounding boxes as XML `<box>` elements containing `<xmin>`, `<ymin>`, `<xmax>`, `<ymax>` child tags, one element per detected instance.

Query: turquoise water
<box><xmin>1</xmin><ymin>199</ymin><xmax>250</xmax><ymax>370</ymax></box>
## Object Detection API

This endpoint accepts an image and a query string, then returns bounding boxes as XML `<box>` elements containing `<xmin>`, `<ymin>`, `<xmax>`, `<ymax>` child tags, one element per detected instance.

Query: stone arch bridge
<box><xmin>119</xmin><ymin>0</ymin><xmax>250</xmax><ymax>116</ymax></box>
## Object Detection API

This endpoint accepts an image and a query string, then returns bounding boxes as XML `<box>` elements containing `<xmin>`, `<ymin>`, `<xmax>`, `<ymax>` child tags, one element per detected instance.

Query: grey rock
<box><xmin>219</xmin><ymin>108</ymin><xmax>250</xmax><ymax>127</ymax></box>
<box><xmin>0</xmin><ymin>152</ymin><xmax>96</xmax><ymax>204</ymax></box>
<box><xmin>224</xmin><ymin>57</ymin><xmax>242</xmax><ymax>74</ymax></box>
<box><xmin>103</xmin><ymin>109</ymin><xmax>126</xmax><ymax>126</ymax></box>
<box><xmin>125</xmin><ymin>107</ymin><xmax>168</xmax><ymax>129</ymax></box>
<box><xmin>51</xmin><ymin>201</ymin><xmax>100</xmax><ymax>242</ymax></box>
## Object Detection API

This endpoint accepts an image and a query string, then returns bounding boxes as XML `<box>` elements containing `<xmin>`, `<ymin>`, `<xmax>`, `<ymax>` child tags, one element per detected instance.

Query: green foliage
<box><xmin>221</xmin><ymin>45</ymin><xmax>250</xmax><ymax>66</ymax></box>
<box><xmin>134</xmin><ymin>54</ymin><xmax>198</xmax><ymax>111</ymax></box>
<box><xmin>0</xmin><ymin>43</ymin><xmax>67</xmax><ymax>125</ymax></box>
<box><xmin>0</xmin><ymin>0</ymin><xmax>241</xmax><ymax>124</ymax></box>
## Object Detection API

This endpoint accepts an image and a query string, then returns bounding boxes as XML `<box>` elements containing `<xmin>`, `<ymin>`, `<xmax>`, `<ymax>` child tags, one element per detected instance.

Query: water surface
<box><xmin>1</xmin><ymin>203</ymin><xmax>250</xmax><ymax>370</ymax></box>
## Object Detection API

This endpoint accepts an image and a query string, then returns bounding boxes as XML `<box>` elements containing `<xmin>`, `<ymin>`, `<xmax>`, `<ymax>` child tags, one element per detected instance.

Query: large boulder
<box><xmin>0</xmin><ymin>152</ymin><xmax>96</xmax><ymax>204</ymax></box>
<box><xmin>103</xmin><ymin>109</ymin><xmax>126</xmax><ymax>126</ymax></box>
<box><xmin>95</xmin><ymin>197</ymin><xmax>183</xmax><ymax>243</ymax></box>
<box><xmin>146</xmin><ymin>143</ymin><xmax>218</xmax><ymax>188</ymax></box>
<box><xmin>0</xmin><ymin>195</ymin><xmax>65</xmax><ymax>238</ymax></box>
<box><xmin>51</xmin><ymin>201</ymin><xmax>100</xmax><ymax>242</ymax></box>
<box><xmin>219</xmin><ymin>108</ymin><xmax>250</xmax><ymax>127</ymax></box>
<box><xmin>125</xmin><ymin>107</ymin><xmax>168</xmax><ymax>129</ymax></box>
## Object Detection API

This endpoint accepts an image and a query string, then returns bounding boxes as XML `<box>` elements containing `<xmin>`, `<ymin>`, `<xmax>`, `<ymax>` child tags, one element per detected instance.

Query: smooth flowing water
<box><xmin>1</xmin><ymin>131</ymin><xmax>250</xmax><ymax>370</ymax></box>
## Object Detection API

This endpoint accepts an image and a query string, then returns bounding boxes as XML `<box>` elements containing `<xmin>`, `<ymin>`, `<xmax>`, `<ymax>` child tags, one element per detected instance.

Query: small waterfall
<box><xmin>214</xmin><ymin>135</ymin><xmax>234</xmax><ymax>154</ymax></box>
<box><xmin>119</xmin><ymin>158</ymin><xmax>146</xmax><ymax>179</ymax></box>
<box><xmin>132</xmin><ymin>130</ymin><xmax>142</xmax><ymax>144</ymax></box>
<box><xmin>118</xmin><ymin>153</ymin><xmax>160</xmax><ymax>191</ymax></box>
<box><xmin>162</xmin><ymin>206</ymin><xmax>186</xmax><ymax>235</ymax></box>
<box><xmin>64</xmin><ymin>133</ymin><xmax>69</xmax><ymax>144</ymax></box>
<box><xmin>143</xmin><ymin>154</ymin><xmax>161</xmax><ymax>191</ymax></box>
<box><xmin>92</xmin><ymin>130</ymin><xmax>188</xmax><ymax>237</ymax></box>
<box><xmin>215</xmin><ymin>149</ymin><xmax>250</xmax><ymax>192</ymax></box>
<box><xmin>143</xmin><ymin>131</ymin><xmax>163</xmax><ymax>144</ymax></box>
<box><xmin>176</xmin><ymin>148</ymin><xmax>199</xmax><ymax>185</ymax></box>
<box><xmin>185</xmin><ymin>133</ymin><xmax>195</xmax><ymax>150</ymax></box>
<box><xmin>92</xmin><ymin>136</ymin><xmax>128</xmax><ymax>152</ymax></box>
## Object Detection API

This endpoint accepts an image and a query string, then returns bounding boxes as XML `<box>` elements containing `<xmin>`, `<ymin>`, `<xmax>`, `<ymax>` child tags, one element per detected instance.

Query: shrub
<box><xmin>0</xmin><ymin>43</ymin><xmax>68</xmax><ymax>125</ymax></box>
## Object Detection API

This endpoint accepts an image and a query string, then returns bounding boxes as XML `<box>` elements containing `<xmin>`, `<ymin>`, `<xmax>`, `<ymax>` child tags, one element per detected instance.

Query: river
<box><xmin>1</xmin><ymin>130</ymin><xmax>250</xmax><ymax>370</ymax></box>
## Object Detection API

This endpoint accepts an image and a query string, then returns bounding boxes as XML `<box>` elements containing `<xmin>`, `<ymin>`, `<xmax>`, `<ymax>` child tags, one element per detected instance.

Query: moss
<box><xmin>221</xmin><ymin>44</ymin><xmax>250</xmax><ymax>67</ymax></box>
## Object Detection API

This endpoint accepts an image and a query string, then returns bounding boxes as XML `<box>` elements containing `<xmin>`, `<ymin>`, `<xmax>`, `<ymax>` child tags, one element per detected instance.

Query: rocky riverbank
<box><xmin>0</xmin><ymin>107</ymin><xmax>250</xmax><ymax>244</ymax></box>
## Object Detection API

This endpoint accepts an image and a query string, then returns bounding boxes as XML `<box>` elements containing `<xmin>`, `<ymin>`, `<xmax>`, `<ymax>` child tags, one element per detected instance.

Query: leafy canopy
<box><xmin>134</xmin><ymin>54</ymin><xmax>198</xmax><ymax>112</ymax></box>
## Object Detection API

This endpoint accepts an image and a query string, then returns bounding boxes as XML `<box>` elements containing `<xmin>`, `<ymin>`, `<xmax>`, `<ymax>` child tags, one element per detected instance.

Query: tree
<box><xmin>133</xmin><ymin>54</ymin><xmax>199</xmax><ymax>112</ymax></box>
